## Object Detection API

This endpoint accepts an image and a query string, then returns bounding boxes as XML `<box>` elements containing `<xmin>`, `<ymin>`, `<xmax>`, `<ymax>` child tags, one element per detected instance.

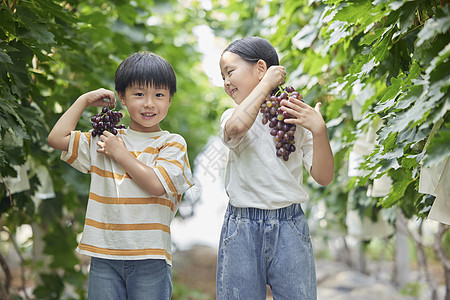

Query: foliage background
<box><xmin>1</xmin><ymin>0</ymin><xmax>449</xmax><ymax>299</ymax></box>
<box><xmin>1</xmin><ymin>0</ymin><xmax>225</xmax><ymax>298</ymax></box>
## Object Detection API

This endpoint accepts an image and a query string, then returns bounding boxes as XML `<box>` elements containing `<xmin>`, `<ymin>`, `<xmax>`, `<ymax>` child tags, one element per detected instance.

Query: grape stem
<box><xmin>275</xmin><ymin>86</ymin><xmax>284</xmax><ymax>96</ymax></box>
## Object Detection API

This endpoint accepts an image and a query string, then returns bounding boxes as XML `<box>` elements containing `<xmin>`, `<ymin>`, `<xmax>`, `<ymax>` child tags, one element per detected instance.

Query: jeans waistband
<box><xmin>226</xmin><ymin>203</ymin><xmax>304</xmax><ymax>220</ymax></box>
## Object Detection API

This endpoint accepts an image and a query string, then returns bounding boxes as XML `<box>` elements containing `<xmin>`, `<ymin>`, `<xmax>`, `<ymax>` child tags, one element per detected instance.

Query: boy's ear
<box><xmin>256</xmin><ymin>59</ymin><xmax>267</xmax><ymax>81</ymax></box>
<box><xmin>117</xmin><ymin>92</ymin><xmax>126</xmax><ymax>106</ymax></box>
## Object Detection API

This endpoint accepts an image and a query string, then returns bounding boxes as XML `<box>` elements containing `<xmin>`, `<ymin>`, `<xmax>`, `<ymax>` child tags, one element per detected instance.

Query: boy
<box><xmin>47</xmin><ymin>52</ymin><xmax>194</xmax><ymax>299</ymax></box>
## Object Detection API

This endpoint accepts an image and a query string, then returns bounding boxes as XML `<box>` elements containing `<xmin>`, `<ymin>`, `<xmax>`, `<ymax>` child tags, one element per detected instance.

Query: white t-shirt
<box><xmin>61</xmin><ymin>128</ymin><xmax>193</xmax><ymax>266</ymax></box>
<box><xmin>220</xmin><ymin>108</ymin><xmax>313</xmax><ymax>209</ymax></box>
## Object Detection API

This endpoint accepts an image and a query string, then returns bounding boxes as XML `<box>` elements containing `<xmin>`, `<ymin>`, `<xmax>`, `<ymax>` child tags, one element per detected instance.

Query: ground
<box><xmin>172</xmin><ymin>245</ymin><xmax>445</xmax><ymax>300</ymax></box>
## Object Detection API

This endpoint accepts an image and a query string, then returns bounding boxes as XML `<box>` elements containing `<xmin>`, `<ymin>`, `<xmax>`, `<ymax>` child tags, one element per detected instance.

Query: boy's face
<box><xmin>119</xmin><ymin>83</ymin><xmax>172</xmax><ymax>132</ymax></box>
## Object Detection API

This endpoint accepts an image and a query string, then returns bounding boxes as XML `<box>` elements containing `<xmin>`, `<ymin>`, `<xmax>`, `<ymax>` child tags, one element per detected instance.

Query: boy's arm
<box><xmin>47</xmin><ymin>88</ymin><xmax>116</xmax><ymax>151</ymax></box>
<box><xmin>224</xmin><ymin>65</ymin><xmax>285</xmax><ymax>144</ymax></box>
<box><xmin>281</xmin><ymin>98</ymin><xmax>334</xmax><ymax>186</ymax></box>
<box><xmin>96</xmin><ymin>131</ymin><xmax>166</xmax><ymax>196</ymax></box>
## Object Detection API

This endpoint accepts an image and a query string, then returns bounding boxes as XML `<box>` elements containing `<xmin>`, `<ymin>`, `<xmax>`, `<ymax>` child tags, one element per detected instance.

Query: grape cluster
<box><xmin>90</xmin><ymin>106</ymin><xmax>125</xmax><ymax>137</ymax></box>
<box><xmin>260</xmin><ymin>86</ymin><xmax>303</xmax><ymax>161</ymax></box>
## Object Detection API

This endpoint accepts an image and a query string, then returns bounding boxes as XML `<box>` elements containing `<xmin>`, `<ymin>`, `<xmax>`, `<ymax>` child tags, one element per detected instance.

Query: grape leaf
<box><xmin>416</xmin><ymin>7</ymin><xmax>450</xmax><ymax>47</ymax></box>
<box><xmin>0</xmin><ymin>52</ymin><xmax>13</xmax><ymax>64</ymax></box>
<box><xmin>424</xmin><ymin>123</ymin><xmax>450</xmax><ymax>167</ymax></box>
<box><xmin>380</xmin><ymin>169</ymin><xmax>413</xmax><ymax>207</ymax></box>
<box><xmin>292</xmin><ymin>24</ymin><xmax>320</xmax><ymax>50</ymax></box>
<box><xmin>371</xmin><ymin>25</ymin><xmax>394</xmax><ymax>62</ymax></box>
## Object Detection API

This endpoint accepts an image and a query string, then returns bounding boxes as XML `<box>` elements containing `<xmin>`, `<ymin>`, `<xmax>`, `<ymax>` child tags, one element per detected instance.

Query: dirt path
<box><xmin>173</xmin><ymin>245</ymin><xmax>421</xmax><ymax>300</ymax></box>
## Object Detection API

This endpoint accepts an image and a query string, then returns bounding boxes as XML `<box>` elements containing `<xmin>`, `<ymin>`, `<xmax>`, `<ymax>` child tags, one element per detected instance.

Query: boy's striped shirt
<box><xmin>61</xmin><ymin>128</ymin><xmax>194</xmax><ymax>265</ymax></box>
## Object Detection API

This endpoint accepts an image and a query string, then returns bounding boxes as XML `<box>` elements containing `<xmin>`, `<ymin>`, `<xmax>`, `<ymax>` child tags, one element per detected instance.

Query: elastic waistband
<box><xmin>226</xmin><ymin>203</ymin><xmax>304</xmax><ymax>220</ymax></box>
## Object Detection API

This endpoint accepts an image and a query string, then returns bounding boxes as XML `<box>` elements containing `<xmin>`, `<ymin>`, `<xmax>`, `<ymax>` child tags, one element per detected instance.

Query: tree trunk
<box><xmin>433</xmin><ymin>223</ymin><xmax>450</xmax><ymax>300</ymax></box>
<box><xmin>0</xmin><ymin>251</ymin><xmax>11</xmax><ymax>300</ymax></box>
<box><xmin>394</xmin><ymin>209</ymin><xmax>410</xmax><ymax>288</ymax></box>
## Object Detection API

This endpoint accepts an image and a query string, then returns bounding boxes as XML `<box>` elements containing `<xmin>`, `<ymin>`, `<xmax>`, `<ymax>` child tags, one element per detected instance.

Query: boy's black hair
<box><xmin>223</xmin><ymin>36</ymin><xmax>279</xmax><ymax>68</ymax></box>
<box><xmin>115</xmin><ymin>52</ymin><xmax>177</xmax><ymax>96</ymax></box>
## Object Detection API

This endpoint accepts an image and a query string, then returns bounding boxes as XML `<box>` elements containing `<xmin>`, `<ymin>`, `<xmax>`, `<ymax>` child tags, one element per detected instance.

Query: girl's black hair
<box><xmin>223</xmin><ymin>36</ymin><xmax>279</xmax><ymax>68</ymax></box>
<box><xmin>115</xmin><ymin>52</ymin><xmax>176</xmax><ymax>96</ymax></box>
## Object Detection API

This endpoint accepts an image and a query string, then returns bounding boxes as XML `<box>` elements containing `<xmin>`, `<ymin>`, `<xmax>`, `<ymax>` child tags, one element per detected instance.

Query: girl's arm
<box><xmin>47</xmin><ymin>88</ymin><xmax>116</xmax><ymax>151</ymax></box>
<box><xmin>96</xmin><ymin>131</ymin><xmax>166</xmax><ymax>196</ymax></box>
<box><xmin>281</xmin><ymin>98</ymin><xmax>334</xmax><ymax>186</ymax></box>
<box><xmin>224</xmin><ymin>65</ymin><xmax>286</xmax><ymax>144</ymax></box>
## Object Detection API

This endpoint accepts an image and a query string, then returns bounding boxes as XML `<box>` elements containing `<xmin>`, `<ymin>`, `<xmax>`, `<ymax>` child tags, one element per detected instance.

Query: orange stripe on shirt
<box><xmin>127</xmin><ymin>141</ymin><xmax>186</xmax><ymax>159</ymax></box>
<box><xmin>85</xmin><ymin>218</ymin><xmax>171</xmax><ymax>233</ymax></box>
<box><xmin>156</xmin><ymin>156</ymin><xmax>192</xmax><ymax>187</ymax></box>
<box><xmin>89</xmin><ymin>192</ymin><xmax>175</xmax><ymax>211</ymax></box>
<box><xmin>160</xmin><ymin>141</ymin><xmax>186</xmax><ymax>152</ymax></box>
<box><xmin>156</xmin><ymin>157</ymin><xmax>183</xmax><ymax>169</ymax></box>
<box><xmin>83</xmin><ymin>132</ymin><xmax>91</xmax><ymax>148</ymax></box>
<box><xmin>129</xmin><ymin>147</ymin><xmax>159</xmax><ymax>158</ymax></box>
<box><xmin>78</xmin><ymin>243</ymin><xmax>171</xmax><ymax>261</ymax></box>
<box><xmin>66</xmin><ymin>131</ymin><xmax>81</xmax><ymax>165</ymax></box>
<box><xmin>154</xmin><ymin>166</ymin><xmax>177</xmax><ymax>195</ymax></box>
<box><xmin>90</xmin><ymin>166</ymin><xmax>131</xmax><ymax>180</ymax></box>
<box><xmin>184</xmin><ymin>154</ymin><xmax>191</xmax><ymax>169</ymax></box>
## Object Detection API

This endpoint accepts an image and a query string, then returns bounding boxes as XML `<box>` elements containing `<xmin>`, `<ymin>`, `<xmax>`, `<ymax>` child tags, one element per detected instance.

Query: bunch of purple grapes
<box><xmin>260</xmin><ymin>86</ymin><xmax>303</xmax><ymax>161</ymax></box>
<box><xmin>90</xmin><ymin>106</ymin><xmax>125</xmax><ymax>137</ymax></box>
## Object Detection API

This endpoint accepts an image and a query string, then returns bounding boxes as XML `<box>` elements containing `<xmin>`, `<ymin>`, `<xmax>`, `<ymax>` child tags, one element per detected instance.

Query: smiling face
<box><xmin>119</xmin><ymin>83</ymin><xmax>171</xmax><ymax>132</ymax></box>
<box><xmin>220</xmin><ymin>51</ymin><xmax>261</xmax><ymax>105</ymax></box>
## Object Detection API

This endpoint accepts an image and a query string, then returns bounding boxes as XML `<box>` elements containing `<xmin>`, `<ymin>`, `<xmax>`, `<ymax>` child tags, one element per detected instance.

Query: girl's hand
<box><xmin>96</xmin><ymin>131</ymin><xmax>127</xmax><ymax>160</ymax></box>
<box><xmin>79</xmin><ymin>88</ymin><xmax>116</xmax><ymax>109</ymax></box>
<box><xmin>280</xmin><ymin>97</ymin><xmax>327</xmax><ymax>136</ymax></box>
<box><xmin>261</xmin><ymin>65</ymin><xmax>286</xmax><ymax>92</ymax></box>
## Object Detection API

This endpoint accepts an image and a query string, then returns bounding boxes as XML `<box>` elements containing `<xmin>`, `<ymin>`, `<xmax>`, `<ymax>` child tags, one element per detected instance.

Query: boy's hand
<box><xmin>261</xmin><ymin>65</ymin><xmax>286</xmax><ymax>92</ymax></box>
<box><xmin>280</xmin><ymin>97</ymin><xmax>327</xmax><ymax>136</ymax></box>
<box><xmin>79</xmin><ymin>88</ymin><xmax>116</xmax><ymax>108</ymax></box>
<box><xmin>96</xmin><ymin>131</ymin><xmax>127</xmax><ymax>160</ymax></box>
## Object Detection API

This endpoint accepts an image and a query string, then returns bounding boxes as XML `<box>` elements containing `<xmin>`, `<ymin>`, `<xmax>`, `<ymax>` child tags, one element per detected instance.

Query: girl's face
<box><xmin>220</xmin><ymin>51</ymin><xmax>262</xmax><ymax>105</ymax></box>
<box><xmin>119</xmin><ymin>83</ymin><xmax>171</xmax><ymax>132</ymax></box>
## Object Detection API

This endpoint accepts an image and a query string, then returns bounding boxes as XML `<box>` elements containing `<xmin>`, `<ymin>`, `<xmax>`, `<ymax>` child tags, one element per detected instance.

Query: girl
<box><xmin>217</xmin><ymin>37</ymin><xmax>334</xmax><ymax>299</ymax></box>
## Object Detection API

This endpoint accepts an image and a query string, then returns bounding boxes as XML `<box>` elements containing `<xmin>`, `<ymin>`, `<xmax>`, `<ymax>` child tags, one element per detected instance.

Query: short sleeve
<box><xmin>220</xmin><ymin>108</ymin><xmax>244</xmax><ymax>148</ymax></box>
<box><xmin>152</xmin><ymin>134</ymin><xmax>194</xmax><ymax>196</ymax></box>
<box><xmin>60</xmin><ymin>130</ymin><xmax>91</xmax><ymax>173</ymax></box>
<box><xmin>301</xmin><ymin>128</ymin><xmax>314</xmax><ymax>174</ymax></box>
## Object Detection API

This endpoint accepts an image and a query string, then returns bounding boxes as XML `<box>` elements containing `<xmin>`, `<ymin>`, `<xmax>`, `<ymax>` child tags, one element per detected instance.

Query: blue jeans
<box><xmin>216</xmin><ymin>203</ymin><xmax>317</xmax><ymax>300</ymax></box>
<box><xmin>87</xmin><ymin>257</ymin><xmax>172</xmax><ymax>300</ymax></box>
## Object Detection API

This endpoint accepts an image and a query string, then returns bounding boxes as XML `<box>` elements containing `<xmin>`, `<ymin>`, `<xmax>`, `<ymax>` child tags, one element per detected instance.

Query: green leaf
<box><xmin>326</xmin><ymin>21</ymin><xmax>350</xmax><ymax>49</ymax></box>
<box><xmin>15</xmin><ymin>6</ymin><xmax>56</xmax><ymax>45</ymax></box>
<box><xmin>394</xmin><ymin>84</ymin><xmax>422</xmax><ymax>111</ymax></box>
<box><xmin>416</xmin><ymin>6</ymin><xmax>450</xmax><ymax>47</ymax></box>
<box><xmin>17</xmin><ymin>23</ymin><xmax>56</xmax><ymax>45</ymax></box>
<box><xmin>424</xmin><ymin>123</ymin><xmax>450</xmax><ymax>167</ymax></box>
<box><xmin>292</xmin><ymin>24</ymin><xmax>320</xmax><ymax>50</ymax></box>
<box><xmin>332</xmin><ymin>0</ymin><xmax>373</xmax><ymax>25</ymax></box>
<box><xmin>117</xmin><ymin>3</ymin><xmax>139</xmax><ymax>25</ymax></box>
<box><xmin>0</xmin><ymin>51</ymin><xmax>13</xmax><ymax>64</ymax></box>
<box><xmin>359</xmin><ymin>26</ymin><xmax>385</xmax><ymax>46</ymax></box>
<box><xmin>33</xmin><ymin>273</ymin><xmax>64</xmax><ymax>299</ymax></box>
<box><xmin>0</xmin><ymin>9</ymin><xmax>15</xmax><ymax>34</ymax></box>
<box><xmin>371</xmin><ymin>25</ymin><xmax>394</xmax><ymax>62</ymax></box>
<box><xmin>380</xmin><ymin>74</ymin><xmax>405</xmax><ymax>103</ymax></box>
<box><xmin>426</xmin><ymin>43</ymin><xmax>450</xmax><ymax>77</ymax></box>
<box><xmin>407</xmin><ymin>60</ymin><xmax>421</xmax><ymax>82</ymax></box>
<box><xmin>380</xmin><ymin>169</ymin><xmax>413</xmax><ymax>207</ymax></box>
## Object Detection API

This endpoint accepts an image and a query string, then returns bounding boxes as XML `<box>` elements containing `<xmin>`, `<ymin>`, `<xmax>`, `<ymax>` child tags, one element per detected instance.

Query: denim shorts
<box><xmin>216</xmin><ymin>203</ymin><xmax>317</xmax><ymax>300</ymax></box>
<box><xmin>87</xmin><ymin>257</ymin><xmax>172</xmax><ymax>300</ymax></box>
